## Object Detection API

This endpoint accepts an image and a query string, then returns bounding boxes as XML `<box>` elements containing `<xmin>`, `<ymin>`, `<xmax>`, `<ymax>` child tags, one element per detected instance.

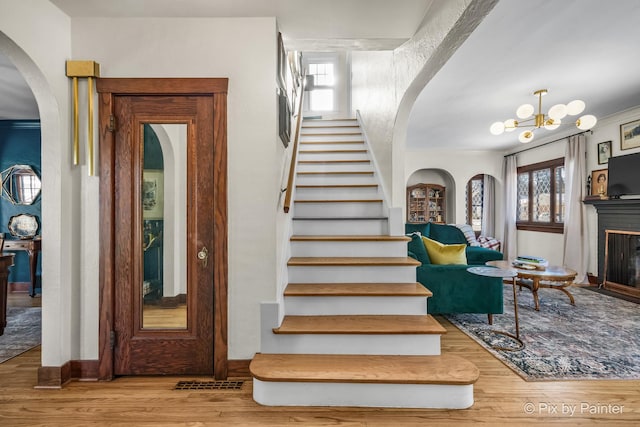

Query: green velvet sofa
<box><xmin>405</xmin><ymin>223</ymin><xmax>504</xmax><ymax>319</ymax></box>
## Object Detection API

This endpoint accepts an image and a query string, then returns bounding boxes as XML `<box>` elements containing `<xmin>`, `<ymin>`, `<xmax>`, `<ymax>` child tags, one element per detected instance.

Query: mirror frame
<box><xmin>1</xmin><ymin>164</ymin><xmax>42</xmax><ymax>205</ymax></box>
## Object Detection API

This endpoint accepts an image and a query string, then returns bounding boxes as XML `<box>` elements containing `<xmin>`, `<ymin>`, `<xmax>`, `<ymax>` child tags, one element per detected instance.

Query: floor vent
<box><xmin>174</xmin><ymin>380</ymin><xmax>244</xmax><ymax>390</ymax></box>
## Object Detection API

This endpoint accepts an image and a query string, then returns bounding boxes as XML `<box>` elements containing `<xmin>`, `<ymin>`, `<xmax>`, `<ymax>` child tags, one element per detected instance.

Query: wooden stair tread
<box><xmin>273</xmin><ymin>315</ymin><xmax>446</xmax><ymax>335</ymax></box>
<box><xmin>300</xmin><ymin>141</ymin><xmax>365</xmax><ymax>144</ymax></box>
<box><xmin>295</xmin><ymin>199</ymin><xmax>382</xmax><ymax>203</ymax></box>
<box><xmin>299</xmin><ymin>160</ymin><xmax>370</xmax><ymax>164</ymax></box>
<box><xmin>291</xmin><ymin>235</ymin><xmax>410</xmax><ymax>242</ymax></box>
<box><xmin>299</xmin><ymin>150</ymin><xmax>367</xmax><ymax>154</ymax></box>
<box><xmin>250</xmin><ymin>353</ymin><xmax>478</xmax><ymax>385</ymax></box>
<box><xmin>296</xmin><ymin>184</ymin><xmax>378</xmax><ymax>188</ymax></box>
<box><xmin>288</xmin><ymin>257</ymin><xmax>420</xmax><ymax>267</ymax></box>
<box><xmin>285</xmin><ymin>283</ymin><xmax>431</xmax><ymax>297</ymax></box>
<box><xmin>301</xmin><ymin>133</ymin><xmax>362</xmax><ymax>137</ymax></box>
<box><xmin>297</xmin><ymin>171</ymin><xmax>373</xmax><ymax>175</ymax></box>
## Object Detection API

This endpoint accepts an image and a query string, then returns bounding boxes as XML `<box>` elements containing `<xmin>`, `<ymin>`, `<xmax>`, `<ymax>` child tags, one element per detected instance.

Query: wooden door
<box><xmin>97</xmin><ymin>79</ymin><xmax>228</xmax><ymax>378</ymax></box>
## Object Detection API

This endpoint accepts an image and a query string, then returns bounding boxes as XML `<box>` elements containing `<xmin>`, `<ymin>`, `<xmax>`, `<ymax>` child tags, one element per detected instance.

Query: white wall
<box><xmin>404</xmin><ymin>149</ymin><xmax>504</xmax><ymax>231</ymax></box>
<box><xmin>70</xmin><ymin>17</ymin><xmax>280</xmax><ymax>360</ymax></box>
<box><xmin>0</xmin><ymin>0</ymin><xmax>75</xmax><ymax>366</ymax></box>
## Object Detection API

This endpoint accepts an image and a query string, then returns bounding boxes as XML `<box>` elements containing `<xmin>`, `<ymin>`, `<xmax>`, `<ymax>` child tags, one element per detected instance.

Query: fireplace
<box><xmin>584</xmin><ymin>198</ymin><xmax>640</xmax><ymax>299</ymax></box>
<box><xmin>603</xmin><ymin>230</ymin><xmax>640</xmax><ymax>298</ymax></box>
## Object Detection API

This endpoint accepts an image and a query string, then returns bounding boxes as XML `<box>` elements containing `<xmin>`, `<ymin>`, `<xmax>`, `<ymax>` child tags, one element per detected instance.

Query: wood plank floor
<box><xmin>1</xmin><ymin>297</ymin><xmax>639</xmax><ymax>425</ymax></box>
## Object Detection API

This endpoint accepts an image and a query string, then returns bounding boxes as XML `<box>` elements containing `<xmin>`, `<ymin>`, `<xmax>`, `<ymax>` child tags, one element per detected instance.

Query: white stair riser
<box><xmin>301</xmin><ymin>128</ymin><xmax>361</xmax><ymax>135</ymax></box>
<box><xmin>290</xmin><ymin>240</ymin><xmax>407</xmax><ymax>257</ymax></box>
<box><xmin>300</xmin><ymin>143</ymin><xmax>365</xmax><ymax>151</ymax></box>
<box><xmin>302</xmin><ymin>120</ymin><xmax>357</xmax><ymax>127</ymax></box>
<box><xmin>287</xmin><ymin>265</ymin><xmax>416</xmax><ymax>283</ymax></box>
<box><xmin>253</xmin><ymin>380</ymin><xmax>473</xmax><ymax>409</ymax></box>
<box><xmin>298</xmin><ymin>152</ymin><xmax>368</xmax><ymax>161</ymax></box>
<box><xmin>294</xmin><ymin>202</ymin><xmax>384</xmax><ymax>218</ymax></box>
<box><xmin>284</xmin><ymin>296</ymin><xmax>427</xmax><ymax>315</ymax></box>
<box><xmin>295</xmin><ymin>186</ymin><xmax>380</xmax><ymax>200</ymax></box>
<box><xmin>264</xmin><ymin>333</ymin><xmax>441</xmax><ymax>355</ymax></box>
<box><xmin>297</xmin><ymin>163</ymin><xmax>372</xmax><ymax>173</ymax></box>
<box><xmin>300</xmin><ymin>134</ymin><xmax>364</xmax><ymax>142</ymax></box>
<box><xmin>296</xmin><ymin>174</ymin><xmax>377</xmax><ymax>186</ymax></box>
<box><xmin>292</xmin><ymin>219</ymin><xmax>388</xmax><ymax>235</ymax></box>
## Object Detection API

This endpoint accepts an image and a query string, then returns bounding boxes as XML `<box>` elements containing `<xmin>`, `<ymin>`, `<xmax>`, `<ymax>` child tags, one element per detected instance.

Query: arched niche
<box><xmin>406</xmin><ymin>168</ymin><xmax>455</xmax><ymax>224</ymax></box>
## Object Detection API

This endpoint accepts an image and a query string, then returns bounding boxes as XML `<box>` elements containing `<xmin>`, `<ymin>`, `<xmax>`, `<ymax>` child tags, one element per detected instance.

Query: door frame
<box><xmin>96</xmin><ymin>78</ymin><xmax>228</xmax><ymax>380</ymax></box>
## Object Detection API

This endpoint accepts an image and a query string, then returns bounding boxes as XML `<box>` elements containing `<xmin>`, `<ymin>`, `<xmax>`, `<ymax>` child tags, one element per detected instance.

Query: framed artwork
<box><xmin>277</xmin><ymin>32</ymin><xmax>286</xmax><ymax>90</ymax></box>
<box><xmin>620</xmin><ymin>119</ymin><xmax>640</xmax><ymax>150</ymax></box>
<box><xmin>597</xmin><ymin>140</ymin><xmax>612</xmax><ymax>164</ymax></box>
<box><xmin>590</xmin><ymin>168</ymin><xmax>608</xmax><ymax>197</ymax></box>
<box><xmin>278</xmin><ymin>89</ymin><xmax>291</xmax><ymax>147</ymax></box>
<box><xmin>142</xmin><ymin>170</ymin><xmax>164</xmax><ymax>219</ymax></box>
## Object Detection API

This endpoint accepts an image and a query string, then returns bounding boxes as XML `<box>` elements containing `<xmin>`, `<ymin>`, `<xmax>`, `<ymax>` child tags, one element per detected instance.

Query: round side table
<box><xmin>467</xmin><ymin>266</ymin><xmax>524</xmax><ymax>351</ymax></box>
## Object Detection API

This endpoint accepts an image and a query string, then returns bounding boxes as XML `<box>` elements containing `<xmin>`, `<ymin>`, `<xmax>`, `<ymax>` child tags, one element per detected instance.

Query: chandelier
<box><xmin>490</xmin><ymin>89</ymin><xmax>597</xmax><ymax>143</ymax></box>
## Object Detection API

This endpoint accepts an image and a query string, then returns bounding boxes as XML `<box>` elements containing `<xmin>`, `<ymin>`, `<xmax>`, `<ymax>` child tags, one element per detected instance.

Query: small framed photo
<box><xmin>597</xmin><ymin>141</ymin><xmax>612</xmax><ymax>164</ymax></box>
<box><xmin>620</xmin><ymin>119</ymin><xmax>640</xmax><ymax>150</ymax></box>
<box><xmin>142</xmin><ymin>170</ymin><xmax>164</xmax><ymax>219</ymax></box>
<box><xmin>590</xmin><ymin>168</ymin><xmax>608</xmax><ymax>197</ymax></box>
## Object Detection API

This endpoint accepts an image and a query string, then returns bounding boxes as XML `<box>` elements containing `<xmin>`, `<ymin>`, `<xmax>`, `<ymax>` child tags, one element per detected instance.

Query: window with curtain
<box><xmin>465</xmin><ymin>174</ymin><xmax>484</xmax><ymax>233</ymax></box>
<box><xmin>516</xmin><ymin>158</ymin><xmax>565</xmax><ymax>233</ymax></box>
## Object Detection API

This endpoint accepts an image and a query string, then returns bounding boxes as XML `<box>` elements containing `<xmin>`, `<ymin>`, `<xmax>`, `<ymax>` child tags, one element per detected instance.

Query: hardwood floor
<box><xmin>1</xmin><ymin>295</ymin><xmax>638</xmax><ymax>426</ymax></box>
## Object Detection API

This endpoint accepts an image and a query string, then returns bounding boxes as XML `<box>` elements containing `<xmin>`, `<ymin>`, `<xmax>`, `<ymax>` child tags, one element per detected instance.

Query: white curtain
<box><xmin>563</xmin><ymin>134</ymin><xmax>588</xmax><ymax>283</ymax></box>
<box><xmin>502</xmin><ymin>155</ymin><xmax>518</xmax><ymax>260</ymax></box>
<box><xmin>481</xmin><ymin>174</ymin><xmax>495</xmax><ymax>237</ymax></box>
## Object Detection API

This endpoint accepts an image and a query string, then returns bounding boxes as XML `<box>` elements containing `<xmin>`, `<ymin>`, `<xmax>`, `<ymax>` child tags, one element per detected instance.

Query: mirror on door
<box><xmin>141</xmin><ymin>123</ymin><xmax>188</xmax><ymax>329</ymax></box>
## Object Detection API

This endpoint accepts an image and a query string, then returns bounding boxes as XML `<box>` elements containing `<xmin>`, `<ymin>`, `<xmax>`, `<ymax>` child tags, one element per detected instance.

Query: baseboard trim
<box><xmin>8</xmin><ymin>282</ymin><xmax>30</xmax><ymax>293</ymax></box>
<box><xmin>228</xmin><ymin>359</ymin><xmax>251</xmax><ymax>377</ymax></box>
<box><xmin>37</xmin><ymin>359</ymin><xmax>246</xmax><ymax>387</ymax></box>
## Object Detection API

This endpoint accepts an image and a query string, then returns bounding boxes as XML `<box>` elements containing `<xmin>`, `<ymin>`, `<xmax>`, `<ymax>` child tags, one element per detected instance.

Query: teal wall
<box><xmin>0</xmin><ymin>120</ymin><xmax>42</xmax><ymax>286</ymax></box>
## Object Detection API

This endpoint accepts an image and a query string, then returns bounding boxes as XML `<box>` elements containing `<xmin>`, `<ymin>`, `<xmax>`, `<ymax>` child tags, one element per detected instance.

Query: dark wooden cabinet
<box><xmin>0</xmin><ymin>254</ymin><xmax>15</xmax><ymax>336</ymax></box>
<box><xmin>407</xmin><ymin>183</ymin><xmax>445</xmax><ymax>224</ymax></box>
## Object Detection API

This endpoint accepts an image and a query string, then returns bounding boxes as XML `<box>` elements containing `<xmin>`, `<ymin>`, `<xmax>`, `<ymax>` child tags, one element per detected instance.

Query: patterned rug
<box><xmin>0</xmin><ymin>306</ymin><xmax>41</xmax><ymax>363</ymax></box>
<box><xmin>445</xmin><ymin>285</ymin><xmax>640</xmax><ymax>381</ymax></box>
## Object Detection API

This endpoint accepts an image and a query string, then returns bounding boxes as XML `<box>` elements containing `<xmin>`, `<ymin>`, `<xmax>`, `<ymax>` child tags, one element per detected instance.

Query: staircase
<box><xmin>250</xmin><ymin>118</ymin><xmax>479</xmax><ymax>408</ymax></box>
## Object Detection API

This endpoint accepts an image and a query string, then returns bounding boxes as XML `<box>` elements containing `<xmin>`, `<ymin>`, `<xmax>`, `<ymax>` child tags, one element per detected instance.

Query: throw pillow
<box><xmin>407</xmin><ymin>232</ymin><xmax>430</xmax><ymax>264</ymax></box>
<box><xmin>454</xmin><ymin>224</ymin><xmax>480</xmax><ymax>247</ymax></box>
<box><xmin>422</xmin><ymin>236</ymin><xmax>467</xmax><ymax>265</ymax></box>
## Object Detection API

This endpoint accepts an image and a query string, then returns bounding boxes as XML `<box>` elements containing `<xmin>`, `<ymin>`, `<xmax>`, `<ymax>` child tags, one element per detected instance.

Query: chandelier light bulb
<box><xmin>504</xmin><ymin>119</ymin><xmax>517</xmax><ymax>132</ymax></box>
<box><xmin>544</xmin><ymin>118</ymin><xmax>561</xmax><ymax>130</ymax></box>
<box><xmin>516</xmin><ymin>103</ymin><xmax>534</xmax><ymax>119</ymax></box>
<box><xmin>519</xmin><ymin>130</ymin><xmax>534</xmax><ymax>143</ymax></box>
<box><xmin>566</xmin><ymin>100</ymin><xmax>586</xmax><ymax>116</ymax></box>
<box><xmin>548</xmin><ymin>104</ymin><xmax>567</xmax><ymax>120</ymax></box>
<box><xmin>576</xmin><ymin>114</ymin><xmax>597</xmax><ymax>130</ymax></box>
<box><xmin>490</xmin><ymin>121</ymin><xmax>505</xmax><ymax>135</ymax></box>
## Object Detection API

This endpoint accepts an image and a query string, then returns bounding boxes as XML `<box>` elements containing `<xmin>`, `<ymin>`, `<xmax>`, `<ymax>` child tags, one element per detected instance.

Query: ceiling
<box><xmin>3</xmin><ymin>0</ymin><xmax>640</xmax><ymax>153</ymax></box>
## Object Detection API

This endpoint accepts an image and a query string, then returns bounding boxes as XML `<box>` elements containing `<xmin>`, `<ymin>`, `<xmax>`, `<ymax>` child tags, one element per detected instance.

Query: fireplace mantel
<box><xmin>583</xmin><ymin>197</ymin><xmax>640</xmax><ymax>285</ymax></box>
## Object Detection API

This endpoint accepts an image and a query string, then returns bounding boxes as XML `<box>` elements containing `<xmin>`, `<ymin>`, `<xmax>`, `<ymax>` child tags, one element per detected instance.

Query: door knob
<box><xmin>198</xmin><ymin>246</ymin><xmax>209</xmax><ymax>267</ymax></box>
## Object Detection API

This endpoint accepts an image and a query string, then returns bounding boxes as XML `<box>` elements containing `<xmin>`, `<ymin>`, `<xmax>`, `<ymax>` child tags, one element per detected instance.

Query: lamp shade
<box><xmin>519</xmin><ymin>130</ymin><xmax>534</xmax><ymax>143</ymax></box>
<box><xmin>490</xmin><ymin>121</ymin><xmax>505</xmax><ymax>135</ymax></box>
<box><xmin>566</xmin><ymin>100</ymin><xmax>586</xmax><ymax>116</ymax></box>
<box><xmin>577</xmin><ymin>114</ymin><xmax>597</xmax><ymax>130</ymax></box>
<box><xmin>504</xmin><ymin>119</ymin><xmax>517</xmax><ymax>132</ymax></box>
<box><xmin>548</xmin><ymin>104</ymin><xmax>567</xmax><ymax>120</ymax></box>
<box><xmin>544</xmin><ymin>118</ymin><xmax>561</xmax><ymax>130</ymax></box>
<box><xmin>516</xmin><ymin>103</ymin><xmax>534</xmax><ymax>119</ymax></box>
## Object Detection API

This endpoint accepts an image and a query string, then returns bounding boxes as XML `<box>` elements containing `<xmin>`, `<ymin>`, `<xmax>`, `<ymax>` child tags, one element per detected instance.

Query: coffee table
<box><xmin>467</xmin><ymin>266</ymin><xmax>523</xmax><ymax>351</ymax></box>
<box><xmin>486</xmin><ymin>260</ymin><xmax>577</xmax><ymax>311</ymax></box>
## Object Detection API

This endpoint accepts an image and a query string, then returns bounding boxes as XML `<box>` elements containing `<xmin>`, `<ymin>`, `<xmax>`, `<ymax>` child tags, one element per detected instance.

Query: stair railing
<box><xmin>283</xmin><ymin>74</ymin><xmax>307</xmax><ymax>213</ymax></box>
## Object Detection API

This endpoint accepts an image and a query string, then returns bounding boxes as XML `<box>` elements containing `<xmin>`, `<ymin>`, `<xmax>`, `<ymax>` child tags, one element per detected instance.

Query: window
<box><xmin>516</xmin><ymin>158</ymin><xmax>565</xmax><ymax>233</ymax></box>
<box><xmin>466</xmin><ymin>174</ymin><xmax>484</xmax><ymax>233</ymax></box>
<box><xmin>308</xmin><ymin>62</ymin><xmax>335</xmax><ymax>111</ymax></box>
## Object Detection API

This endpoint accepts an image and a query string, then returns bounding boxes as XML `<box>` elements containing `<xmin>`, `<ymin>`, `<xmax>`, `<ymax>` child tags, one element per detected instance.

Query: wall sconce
<box><xmin>65</xmin><ymin>60</ymin><xmax>100</xmax><ymax>176</ymax></box>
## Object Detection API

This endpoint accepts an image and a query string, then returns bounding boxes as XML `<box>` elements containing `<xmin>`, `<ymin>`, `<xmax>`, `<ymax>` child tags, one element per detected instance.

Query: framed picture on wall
<box><xmin>590</xmin><ymin>168</ymin><xmax>608</xmax><ymax>197</ymax></box>
<box><xmin>620</xmin><ymin>119</ymin><xmax>640</xmax><ymax>150</ymax></box>
<box><xmin>597</xmin><ymin>140</ymin><xmax>612</xmax><ymax>164</ymax></box>
<box><xmin>142</xmin><ymin>170</ymin><xmax>164</xmax><ymax>220</ymax></box>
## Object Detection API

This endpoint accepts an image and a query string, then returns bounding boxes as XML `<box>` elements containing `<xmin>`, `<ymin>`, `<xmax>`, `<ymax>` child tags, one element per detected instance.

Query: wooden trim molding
<box><xmin>37</xmin><ymin>360</ymin><xmax>100</xmax><ymax>388</ymax></box>
<box><xmin>227</xmin><ymin>359</ymin><xmax>251</xmax><ymax>378</ymax></box>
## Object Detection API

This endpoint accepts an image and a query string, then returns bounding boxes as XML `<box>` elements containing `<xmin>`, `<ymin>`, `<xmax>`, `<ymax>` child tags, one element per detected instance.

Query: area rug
<box><xmin>445</xmin><ymin>286</ymin><xmax>640</xmax><ymax>381</ymax></box>
<box><xmin>0</xmin><ymin>306</ymin><xmax>41</xmax><ymax>363</ymax></box>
